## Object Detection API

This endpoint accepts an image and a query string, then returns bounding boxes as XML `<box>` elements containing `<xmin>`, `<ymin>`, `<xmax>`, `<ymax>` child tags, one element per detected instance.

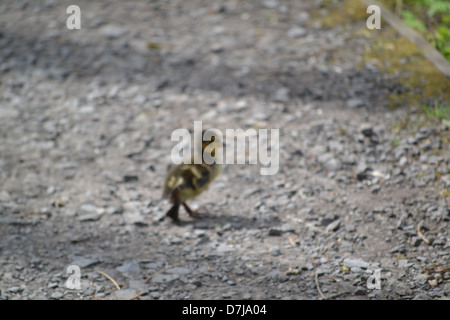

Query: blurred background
<box><xmin>0</xmin><ymin>0</ymin><xmax>448</xmax><ymax>300</ymax></box>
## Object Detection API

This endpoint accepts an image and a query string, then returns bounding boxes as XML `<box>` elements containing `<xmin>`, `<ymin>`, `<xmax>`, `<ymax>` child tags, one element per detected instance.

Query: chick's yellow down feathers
<box><xmin>162</xmin><ymin>131</ymin><xmax>223</xmax><ymax>223</ymax></box>
<box><xmin>163</xmin><ymin>161</ymin><xmax>222</xmax><ymax>203</ymax></box>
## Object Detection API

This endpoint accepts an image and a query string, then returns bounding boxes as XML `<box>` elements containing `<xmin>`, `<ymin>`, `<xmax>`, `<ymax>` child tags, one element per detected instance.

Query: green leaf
<box><xmin>437</xmin><ymin>26</ymin><xmax>450</xmax><ymax>38</ymax></box>
<box><xmin>427</xmin><ymin>1</ymin><xmax>450</xmax><ymax>16</ymax></box>
<box><xmin>401</xmin><ymin>10</ymin><xmax>427</xmax><ymax>32</ymax></box>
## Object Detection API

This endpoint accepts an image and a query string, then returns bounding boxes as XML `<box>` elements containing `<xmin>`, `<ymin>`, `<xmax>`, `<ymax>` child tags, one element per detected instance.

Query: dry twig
<box><xmin>129</xmin><ymin>292</ymin><xmax>144</xmax><ymax>300</ymax></box>
<box><xmin>288</xmin><ymin>235</ymin><xmax>298</xmax><ymax>247</ymax></box>
<box><xmin>315</xmin><ymin>273</ymin><xmax>350</xmax><ymax>300</ymax></box>
<box><xmin>417</xmin><ymin>220</ymin><xmax>431</xmax><ymax>245</ymax></box>
<box><xmin>95</xmin><ymin>270</ymin><xmax>121</xmax><ymax>290</ymax></box>
<box><xmin>315</xmin><ymin>273</ymin><xmax>327</xmax><ymax>300</ymax></box>
<box><xmin>423</xmin><ymin>267</ymin><xmax>450</xmax><ymax>274</ymax></box>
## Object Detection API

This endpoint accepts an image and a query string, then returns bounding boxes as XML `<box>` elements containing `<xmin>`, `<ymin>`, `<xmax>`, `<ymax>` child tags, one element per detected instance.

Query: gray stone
<box><xmin>268</xmin><ymin>229</ymin><xmax>283</xmax><ymax>236</ymax></box>
<box><xmin>272</xmin><ymin>87</ymin><xmax>290</xmax><ymax>103</ymax></box>
<box><xmin>0</xmin><ymin>191</ymin><xmax>11</xmax><ymax>202</ymax></box>
<box><xmin>79</xmin><ymin>212</ymin><xmax>103</xmax><ymax>222</ymax></box>
<box><xmin>328</xmin><ymin>141</ymin><xmax>344</xmax><ymax>153</ymax></box>
<box><xmin>398</xmin><ymin>156</ymin><xmax>408</xmax><ymax>166</ymax></box>
<box><xmin>287</xmin><ymin>26</ymin><xmax>307</xmax><ymax>38</ymax></box>
<box><xmin>394</xmin><ymin>283</ymin><xmax>412</xmax><ymax>296</ymax></box>
<box><xmin>324</xmin><ymin>158</ymin><xmax>342</xmax><ymax>172</ymax></box>
<box><xmin>165</xmin><ymin>267</ymin><xmax>191</xmax><ymax>275</ymax></box>
<box><xmin>354</xmin><ymin>286</ymin><xmax>367</xmax><ymax>295</ymax></box>
<box><xmin>262</xmin><ymin>1</ymin><xmax>278</xmax><ymax>9</ymax></box>
<box><xmin>297</xmin><ymin>12</ymin><xmax>310</xmax><ymax>24</ymax></box>
<box><xmin>150</xmin><ymin>273</ymin><xmax>180</xmax><ymax>284</ymax></box>
<box><xmin>343</xmin><ymin>257</ymin><xmax>370</xmax><ymax>270</ymax></box>
<box><xmin>325</xmin><ymin>219</ymin><xmax>341</xmax><ymax>232</ymax></box>
<box><xmin>50</xmin><ymin>291</ymin><xmax>64</xmax><ymax>299</ymax></box>
<box><xmin>80</xmin><ymin>203</ymin><xmax>99</xmax><ymax>212</ymax></box>
<box><xmin>117</xmin><ymin>262</ymin><xmax>141</xmax><ymax>278</ymax></box>
<box><xmin>128</xmin><ymin>280</ymin><xmax>148</xmax><ymax>293</ymax></box>
<box><xmin>413</xmin><ymin>274</ymin><xmax>430</xmax><ymax>281</ymax></box>
<box><xmin>270</xmin><ymin>246</ymin><xmax>282</xmax><ymax>256</ymax></box>
<box><xmin>390</xmin><ymin>244</ymin><xmax>407</xmax><ymax>254</ymax></box>
<box><xmin>112</xmin><ymin>289</ymin><xmax>138</xmax><ymax>300</ymax></box>
<box><xmin>69</xmin><ymin>257</ymin><xmax>100</xmax><ymax>268</ymax></box>
<box><xmin>123</xmin><ymin>210</ymin><xmax>147</xmax><ymax>226</ymax></box>
<box><xmin>8</xmin><ymin>286</ymin><xmax>24</xmax><ymax>293</ymax></box>
<box><xmin>267</xmin><ymin>270</ymin><xmax>288</xmax><ymax>282</ymax></box>
<box><xmin>216</xmin><ymin>243</ymin><xmax>235</xmax><ymax>253</ymax></box>
<box><xmin>360</xmin><ymin>124</ymin><xmax>375</xmax><ymax>138</ymax></box>
<box><xmin>318</xmin><ymin>153</ymin><xmax>333</xmax><ymax>164</ymax></box>
<box><xmin>347</xmin><ymin>98</ymin><xmax>364</xmax><ymax>109</ymax></box>
<box><xmin>100</xmin><ymin>24</ymin><xmax>127</xmax><ymax>39</ymax></box>
<box><xmin>411</xmin><ymin>236</ymin><xmax>422</xmax><ymax>247</ymax></box>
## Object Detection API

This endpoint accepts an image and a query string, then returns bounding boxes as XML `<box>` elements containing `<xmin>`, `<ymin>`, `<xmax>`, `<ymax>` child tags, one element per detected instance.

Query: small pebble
<box><xmin>50</xmin><ymin>292</ymin><xmax>64</xmax><ymax>300</ymax></box>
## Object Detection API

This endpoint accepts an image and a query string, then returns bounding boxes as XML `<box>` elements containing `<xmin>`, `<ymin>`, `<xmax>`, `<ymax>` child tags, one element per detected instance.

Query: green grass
<box><xmin>423</xmin><ymin>102</ymin><xmax>450</xmax><ymax>127</ymax></box>
<box><xmin>380</xmin><ymin>0</ymin><xmax>450</xmax><ymax>61</ymax></box>
<box><xmin>391</xmin><ymin>138</ymin><xmax>402</xmax><ymax>147</ymax></box>
<box><xmin>423</xmin><ymin>102</ymin><xmax>450</xmax><ymax>120</ymax></box>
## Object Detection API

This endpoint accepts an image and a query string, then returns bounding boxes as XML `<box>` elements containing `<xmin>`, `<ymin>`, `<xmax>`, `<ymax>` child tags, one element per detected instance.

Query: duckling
<box><xmin>162</xmin><ymin>130</ymin><xmax>223</xmax><ymax>223</ymax></box>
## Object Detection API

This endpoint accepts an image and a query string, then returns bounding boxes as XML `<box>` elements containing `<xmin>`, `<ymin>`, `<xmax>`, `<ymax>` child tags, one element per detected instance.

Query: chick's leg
<box><xmin>166</xmin><ymin>189</ymin><xmax>181</xmax><ymax>223</ymax></box>
<box><xmin>166</xmin><ymin>202</ymin><xmax>180</xmax><ymax>223</ymax></box>
<box><xmin>182</xmin><ymin>202</ymin><xmax>202</xmax><ymax>218</ymax></box>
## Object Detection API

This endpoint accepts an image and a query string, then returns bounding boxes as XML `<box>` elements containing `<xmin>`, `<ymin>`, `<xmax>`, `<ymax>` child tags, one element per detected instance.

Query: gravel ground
<box><xmin>0</xmin><ymin>0</ymin><xmax>449</xmax><ymax>300</ymax></box>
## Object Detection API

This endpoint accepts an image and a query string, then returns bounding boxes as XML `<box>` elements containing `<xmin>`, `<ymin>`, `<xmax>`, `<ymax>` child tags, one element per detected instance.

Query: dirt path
<box><xmin>0</xmin><ymin>0</ymin><xmax>448</xmax><ymax>300</ymax></box>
